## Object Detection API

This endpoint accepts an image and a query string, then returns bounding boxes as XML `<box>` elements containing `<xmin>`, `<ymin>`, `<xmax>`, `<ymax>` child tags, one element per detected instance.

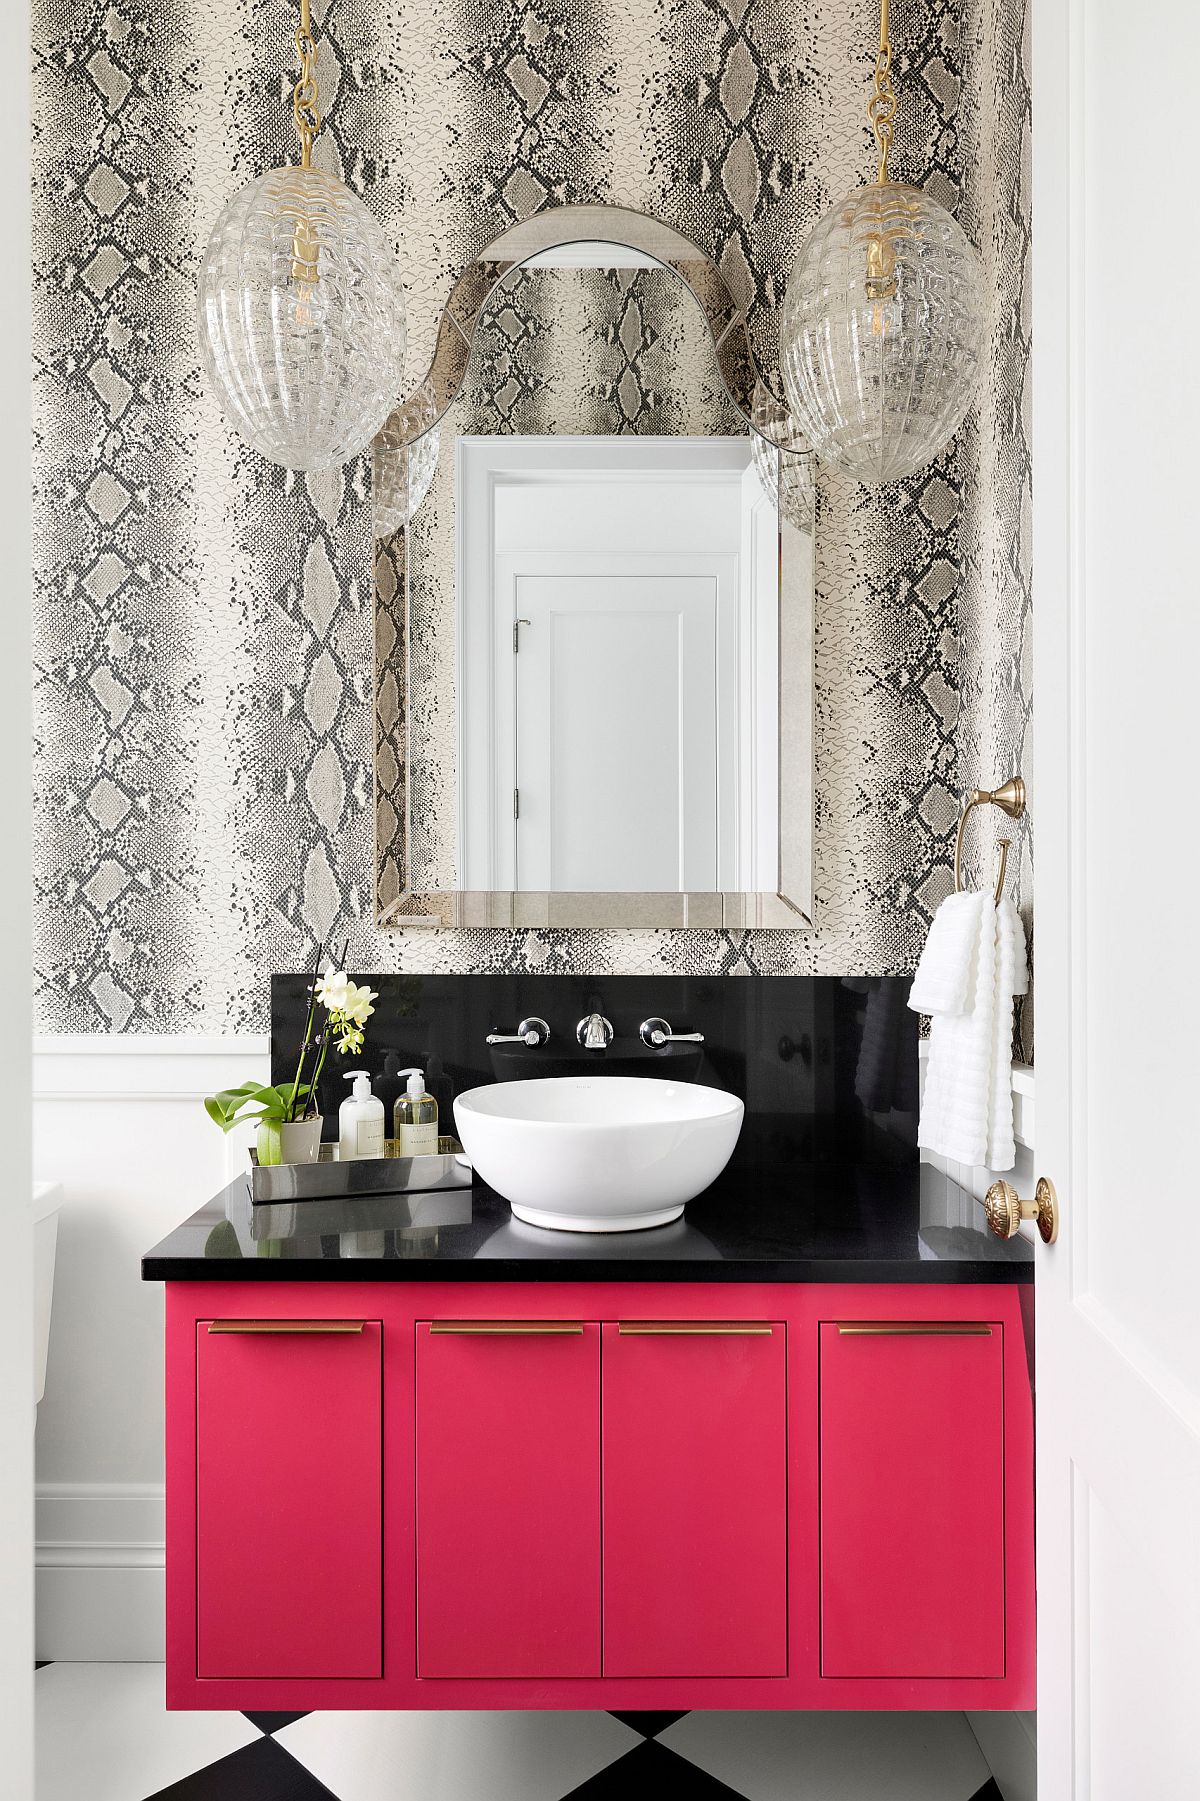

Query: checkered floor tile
<box><xmin>34</xmin><ymin>1665</ymin><xmax>1007</xmax><ymax>1801</ymax></box>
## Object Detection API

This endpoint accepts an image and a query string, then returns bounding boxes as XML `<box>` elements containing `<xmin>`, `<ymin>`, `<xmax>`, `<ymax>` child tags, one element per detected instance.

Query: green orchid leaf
<box><xmin>204</xmin><ymin>1079</ymin><xmax>311</xmax><ymax>1134</ymax></box>
<box><xmin>256</xmin><ymin>1119</ymin><xmax>284</xmax><ymax>1166</ymax></box>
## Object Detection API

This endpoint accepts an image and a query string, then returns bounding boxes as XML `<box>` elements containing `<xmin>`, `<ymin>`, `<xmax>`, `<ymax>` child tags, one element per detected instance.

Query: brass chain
<box><xmin>866</xmin><ymin>0</ymin><xmax>898</xmax><ymax>183</ymax></box>
<box><xmin>292</xmin><ymin>0</ymin><xmax>322</xmax><ymax>168</ymax></box>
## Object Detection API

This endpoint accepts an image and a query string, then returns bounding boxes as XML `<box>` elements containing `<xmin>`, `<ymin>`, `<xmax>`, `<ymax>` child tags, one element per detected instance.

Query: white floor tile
<box><xmin>35</xmin><ymin>1663</ymin><xmax>260</xmax><ymax>1801</ymax></box>
<box><xmin>659</xmin><ymin>1710</ymin><xmax>990</xmax><ymax>1801</ymax></box>
<box><xmin>276</xmin><ymin>1708</ymin><xmax>642</xmax><ymax>1801</ymax></box>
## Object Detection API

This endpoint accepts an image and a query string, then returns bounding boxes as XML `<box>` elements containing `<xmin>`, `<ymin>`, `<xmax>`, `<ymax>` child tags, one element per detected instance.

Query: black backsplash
<box><xmin>271</xmin><ymin>974</ymin><xmax>917</xmax><ymax>1179</ymax></box>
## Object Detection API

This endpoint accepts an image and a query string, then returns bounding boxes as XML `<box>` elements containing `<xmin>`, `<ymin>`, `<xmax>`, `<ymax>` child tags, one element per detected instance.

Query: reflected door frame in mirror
<box><xmin>374</xmin><ymin>202</ymin><xmax>815</xmax><ymax>931</ymax></box>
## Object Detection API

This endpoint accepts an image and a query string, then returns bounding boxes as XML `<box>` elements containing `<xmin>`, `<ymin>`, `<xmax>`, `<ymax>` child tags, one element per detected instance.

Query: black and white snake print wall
<box><xmin>32</xmin><ymin>0</ymin><xmax>1032</xmax><ymax>1040</ymax></box>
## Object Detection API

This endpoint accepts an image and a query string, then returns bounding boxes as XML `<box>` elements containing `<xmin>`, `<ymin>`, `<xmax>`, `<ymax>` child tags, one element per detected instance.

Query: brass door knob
<box><xmin>983</xmin><ymin>1176</ymin><xmax>1060</xmax><ymax>1245</ymax></box>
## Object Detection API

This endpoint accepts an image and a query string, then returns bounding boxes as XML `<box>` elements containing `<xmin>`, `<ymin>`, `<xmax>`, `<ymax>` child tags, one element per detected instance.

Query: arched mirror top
<box><xmin>377</xmin><ymin>204</ymin><xmax>787</xmax><ymax>452</ymax></box>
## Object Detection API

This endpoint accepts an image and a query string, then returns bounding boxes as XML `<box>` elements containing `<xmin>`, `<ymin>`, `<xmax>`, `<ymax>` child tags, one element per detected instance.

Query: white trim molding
<box><xmin>35</xmin><ymin>1483</ymin><xmax>165</xmax><ymax>1662</ymax></box>
<box><xmin>33</xmin><ymin>1033</ymin><xmax>270</xmax><ymax>1100</ymax></box>
<box><xmin>33</xmin><ymin>1035</ymin><xmax>269</xmax><ymax>1661</ymax></box>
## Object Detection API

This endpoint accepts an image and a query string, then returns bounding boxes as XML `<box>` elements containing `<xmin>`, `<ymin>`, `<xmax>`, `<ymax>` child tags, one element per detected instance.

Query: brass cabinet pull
<box><xmin>835</xmin><ymin>1321</ymin><xmax>992</xmax><ymax>1336</ymax></box>
<box><xmin>982</xmin><ymin>1175</ymin><xmax>1060</xmax><ymax>1245</ymax></box>
<box><xmin>428</xmin><ymin>1320</ymin><xmax>584</xmax><ymax>1335</ymax></box>
<box><xmin>206</xmin><ymin>1319</ymin><xmax>365</xmax><ymax>1334</ymax></box>
<box><xmin>617</xmin><ymin>1321</ymin><xmax>773</xmax><ymax>1336</ymax></box>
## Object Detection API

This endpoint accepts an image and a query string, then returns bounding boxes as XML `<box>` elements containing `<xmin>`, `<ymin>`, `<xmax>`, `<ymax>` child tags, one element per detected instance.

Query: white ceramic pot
<box><xmin>258</xmin><ymin>1115</ymin><xmax>324</xmax><ymax>1166</ymax></box>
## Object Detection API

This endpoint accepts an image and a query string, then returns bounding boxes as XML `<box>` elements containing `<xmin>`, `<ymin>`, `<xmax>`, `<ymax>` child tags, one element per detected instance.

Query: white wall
<box><xmin>33</xmin><ymin>1035</ymin><xmax>268</xmax><ymax>1658</ymax></box>
<box><xmin>2</xmin><ymin>0</ymin><xmax>33</xmax><ymax>1776</ymax></box>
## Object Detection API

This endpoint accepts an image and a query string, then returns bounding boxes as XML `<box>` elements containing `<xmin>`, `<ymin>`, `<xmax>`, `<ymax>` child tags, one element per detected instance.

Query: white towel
<box><xmin>910</xmin><ymin>889</ymin><xmax>1028</xmax><ymax>1170</ymax></box>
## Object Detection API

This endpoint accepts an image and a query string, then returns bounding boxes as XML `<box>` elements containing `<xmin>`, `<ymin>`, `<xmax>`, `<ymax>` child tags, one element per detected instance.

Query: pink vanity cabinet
<box><xmin>165</xmin><ymin>1278</ymin><xmax>1034</xmax><ymax>1712</ymax></box>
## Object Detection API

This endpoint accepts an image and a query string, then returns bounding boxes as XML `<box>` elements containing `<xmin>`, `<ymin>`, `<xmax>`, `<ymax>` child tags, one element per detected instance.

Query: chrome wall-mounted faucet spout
<box><xmin>576</xmin><ymin>1012</ymin><xmax>614</xmax><ymax>1051</ymax></box>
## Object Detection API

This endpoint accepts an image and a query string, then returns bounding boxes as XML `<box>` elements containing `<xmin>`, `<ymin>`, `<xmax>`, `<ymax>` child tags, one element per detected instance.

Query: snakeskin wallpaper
<box><xmin>32</xmin><ymin>0</ymin><xmax>1032</xmax><ymax>1038</ymax></box>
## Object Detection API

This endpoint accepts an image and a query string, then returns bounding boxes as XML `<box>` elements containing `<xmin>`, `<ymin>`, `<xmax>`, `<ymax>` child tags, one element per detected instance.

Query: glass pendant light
<box><xmin>751</xmin><ymin>380</ymin><xmax>816</xmax><ymax>530</ymax></box>
<box><xmin>373</xmin><ymin>422</ymin><xmax>440</xmax><ymax>540</ymax></box>
<box><xmin>197</xmin><ymin>0</ymin><xmax>407</xmax><ymax>472</ymax></box>
<box><xmin>779</xmin><ymin>0</ymin><xmax>985</xmax><ymax>485</ymax></box>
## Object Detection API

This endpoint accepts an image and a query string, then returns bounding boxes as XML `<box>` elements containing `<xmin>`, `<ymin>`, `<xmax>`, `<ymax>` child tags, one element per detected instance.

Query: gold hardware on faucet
<box><xmin>953</xmin><ymin>775</ymin><xmax>1026</xmax><ymax>904</ymax></box>
<box><xmin>207</xmin><ymin>1319</ymin><xmax>365</xmax><ymax>1334</ymax></box>
<box><xmin>428</xmin><ymin>1320</ymin><xmax>584</xmax><ymax>1334</ymax></box>
<box><xmin>982</xmin><ymin>1175</ymin><xmax>1060</xmax><ymax>1245</ymax></box>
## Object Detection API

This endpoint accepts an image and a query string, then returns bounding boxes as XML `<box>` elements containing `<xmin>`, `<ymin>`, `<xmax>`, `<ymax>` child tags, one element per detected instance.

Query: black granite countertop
<box><xmin>141</xmin><ymin>1161</ymin><xmax>1032</xmax><ymax>1284</ymax></box>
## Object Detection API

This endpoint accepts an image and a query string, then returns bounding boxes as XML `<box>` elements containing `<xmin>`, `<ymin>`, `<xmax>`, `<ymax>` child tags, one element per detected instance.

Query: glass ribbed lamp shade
<box><xmin>751</xmin><ymin>380</ymin><xmax>815</xmax><ymax>529</ymax></box>
<box><xmin>373</xmin><ymin>424</ymin><xmax>440</xmax><ymax>539</ymax></box>
<box><xmin>198</xmin><ymin>166</ymin><xmax>407</xmax><ymax>472</ymax></box>
<box><xmin>779</xmin><ymin>182</ymin><xmax>985</xmax><ymax>484</ymax></box>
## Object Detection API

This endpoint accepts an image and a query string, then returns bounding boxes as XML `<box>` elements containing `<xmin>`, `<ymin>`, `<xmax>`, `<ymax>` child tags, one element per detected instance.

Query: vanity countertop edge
<box><xmin>141</xmin><ymin>1164</ymin><xmax>1033</xmax><ymax>1285</ymax></box>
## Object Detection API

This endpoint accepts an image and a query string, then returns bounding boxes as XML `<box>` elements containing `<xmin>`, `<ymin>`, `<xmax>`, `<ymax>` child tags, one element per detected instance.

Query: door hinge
<box><xmin>513</xmin><ymin>617</ymin><xmax>530</xmax><ymax>653</ymax></box>
<box><xmin>513</xmin><ymin>787</ymin><xmax>520</xmax><ymax>820</ymax></box>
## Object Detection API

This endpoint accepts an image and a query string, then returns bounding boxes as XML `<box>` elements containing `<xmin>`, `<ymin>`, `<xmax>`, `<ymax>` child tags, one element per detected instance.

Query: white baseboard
<box><xmin>35</xmin><ymin>1483</ymin><xmax>165</xmax><ymax>1662</ymax></box>
<box><xmin>967</xmin><ymin>1709</ymin><xmax>1037</xmax><ymax>1801</ymax></box>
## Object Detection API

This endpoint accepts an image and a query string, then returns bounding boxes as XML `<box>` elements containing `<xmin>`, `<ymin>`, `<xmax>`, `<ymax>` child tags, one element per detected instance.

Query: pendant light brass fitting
<box><xmin>292</xmin><ymin>0</ymin><xmax>322</xmax><ymax>169</ymax></box>
<box><xmin>866</xmin><ymin>0</ymin><xmax>899</xmax><ymax>184</ymax></box>
<box><xmin>289</xmin><ymin>0</ymin><xmax>323</xmax><ymax>289</ymax></box>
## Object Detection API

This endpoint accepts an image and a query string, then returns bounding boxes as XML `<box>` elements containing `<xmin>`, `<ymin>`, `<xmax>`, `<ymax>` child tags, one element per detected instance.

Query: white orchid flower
<box><xmin>316</xmin><ymin>968</ymin><xmax>351</xmax><ymax>1011</ymax></box>
<box><xmin>343</xmin><ymin>982</ymin><xmax>378</xmax><ymax>1026</ymax></box>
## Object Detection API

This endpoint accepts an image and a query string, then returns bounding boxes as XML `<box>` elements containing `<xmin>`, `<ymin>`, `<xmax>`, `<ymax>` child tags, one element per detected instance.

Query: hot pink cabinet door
<box><xmin>196</xmin><ymin>1321</ymin><xmax>382</xmax><ymax>1680</ymax></box>
<box><xmin>415</xmin><ymin>1322</ymin><xmax>601</xmax><ymax>1677</ymax></box>
<box><xmin>820</xmin><ymin>1321</ymin><xmax>1005</xmax><ymax>1679</ymax></box>
<box><xmin>602</xmin><ymin>1322</ymin><xmax>788</xmax><ymax>1677</ymax></box>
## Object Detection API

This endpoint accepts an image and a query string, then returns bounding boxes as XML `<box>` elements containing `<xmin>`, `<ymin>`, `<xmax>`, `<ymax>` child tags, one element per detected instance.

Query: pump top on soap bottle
<box><xmin>394</xmin><ymin>1067</ymin><xmax>439</xmax><ymax>1158</ymax></box>
<box><xmin>339</xmin><ymin>1069</ymin><xmax>385</xmax><ymax>1162</ymax></box>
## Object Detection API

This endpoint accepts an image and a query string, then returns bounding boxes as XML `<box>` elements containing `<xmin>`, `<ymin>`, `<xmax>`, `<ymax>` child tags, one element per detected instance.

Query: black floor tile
<box><xmin>968</xmin><ymin>1784</ymin><xmax>1005</xmax><ymax>1801</ymax></box>
<box><xmin>561</xmin><ymin>1737</ymin><xmax>750</xmax><ymax>1800</ymax></box>
<box><xmin>144</xmin><ymin>1734</ymin><xmax>340</xmax><ymax>1801</ymax></box>
<box><xmin>242</xmin><ymin>1711</ymin><xmax>312</xmax><ymax>1736</ymax></box>
<box><xmin>607</xmin><ymin>1709</ymin><xmax>690</xmax><ymax>1739</ymax></box>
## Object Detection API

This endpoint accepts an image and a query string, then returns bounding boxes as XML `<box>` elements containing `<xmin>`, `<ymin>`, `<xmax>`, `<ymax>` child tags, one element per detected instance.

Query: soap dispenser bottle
<box><xmin>394</xmin><ymin>1068</ymin><xmax>439</xmax><ymax>1157</ymax></box>
<box><xmin>339</xmin><ymin>1070</ymin><xmax>386</xmax><ymax>1161</ymax></box>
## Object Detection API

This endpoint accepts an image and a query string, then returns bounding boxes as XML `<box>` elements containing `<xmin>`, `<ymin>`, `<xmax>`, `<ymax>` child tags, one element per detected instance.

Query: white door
<box><xmin>1034</xmin><ymin>2</ymin><xmax>1200</xmax><ymax>1795</ymax></box>
<box><xmin>506</xmin><ymin>563</ymin><xmax>736</xmax><ymax>891</ymax></box>
<box><xmin>457</xmin><ymin>437</ymin><xmax>755</xmax><ymax>892</ymax></box>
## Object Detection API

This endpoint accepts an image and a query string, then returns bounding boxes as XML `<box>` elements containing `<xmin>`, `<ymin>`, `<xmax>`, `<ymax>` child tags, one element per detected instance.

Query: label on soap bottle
<box><xmin>352</xmin><ymin>1116</ymin><xmax>386</xmax><ymax>1159</ymax></box>
<box><xmin>400</xmin><ymin>1120</ymin><xmax>439</xmax><ymax>1158</ymax></box>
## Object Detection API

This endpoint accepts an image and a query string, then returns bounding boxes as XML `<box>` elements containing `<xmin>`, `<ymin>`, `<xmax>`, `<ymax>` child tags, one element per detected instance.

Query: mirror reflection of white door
<box><xmin>503</xmin><ymin>563</ymin><xmax>732</xmax><ymax>891</ymax></box>
<box><xmin>458</xmin><ymin>437</ymin><xmax>775</xmax><ymax>893</ymax></box>
<box><xmin>1034</xmin><ymin>1</ymin><xmax>1200</xmax><ymax>1796</ymax></box>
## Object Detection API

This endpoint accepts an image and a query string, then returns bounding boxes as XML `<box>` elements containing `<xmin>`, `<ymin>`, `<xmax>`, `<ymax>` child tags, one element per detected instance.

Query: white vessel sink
<box><xmin>453</xmin><ymin>1076</ymin><xmax>744</xmax><ymax>1232</ymax></box>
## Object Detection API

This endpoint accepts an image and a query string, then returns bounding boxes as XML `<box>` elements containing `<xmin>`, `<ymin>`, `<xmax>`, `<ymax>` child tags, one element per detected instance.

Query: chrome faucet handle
<box><xmin>486</xmin><ymin>1016</ymin><xmax>550</xmax><ymax>1048</ymax></box>
<box><xmin>639</xmin><ymin>1016</ymin><xmax>705</xmax><ymax>1049</ymax></box>
<box><xmin>576</xmin><ymin>1013</ymin><xmax>614</xmax><ymax>1051</ymax></box>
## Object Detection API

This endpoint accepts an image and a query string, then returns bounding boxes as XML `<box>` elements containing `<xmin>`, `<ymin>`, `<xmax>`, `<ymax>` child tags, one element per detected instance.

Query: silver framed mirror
<box><xmin>374</xmin><ymin>204</ymin><xmax>815</xmax><ymax>930</ymax></box>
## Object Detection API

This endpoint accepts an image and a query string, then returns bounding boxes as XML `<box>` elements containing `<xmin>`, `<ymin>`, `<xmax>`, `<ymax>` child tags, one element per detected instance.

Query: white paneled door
<box><xmin>1033</xmin><ymin>2</ymin><xmax>1200</xmax><ymax>1796</ymax></box>
<box><xmin>508</xmin><ymin>565</ymin><xmax>733</xmax><ymax>892</ymax></box>
<box><xmin>457</xmin><ymin>436</ymin><xmax>766</xmax><ymax>894</ymax></box>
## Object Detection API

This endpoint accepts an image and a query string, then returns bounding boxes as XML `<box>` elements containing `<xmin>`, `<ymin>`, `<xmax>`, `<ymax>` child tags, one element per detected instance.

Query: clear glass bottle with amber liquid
<box><xmin>394</xmin><ymin>1068</ymin><xmax>439</xmax><ymax>1157</ymax></box>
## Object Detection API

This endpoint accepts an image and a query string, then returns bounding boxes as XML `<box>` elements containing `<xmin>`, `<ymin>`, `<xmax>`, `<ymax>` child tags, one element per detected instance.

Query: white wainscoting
<box><xmin>32</xmin><ymin>1034</ymin><xmax>269</xmax><ymax>1660</ymax></box>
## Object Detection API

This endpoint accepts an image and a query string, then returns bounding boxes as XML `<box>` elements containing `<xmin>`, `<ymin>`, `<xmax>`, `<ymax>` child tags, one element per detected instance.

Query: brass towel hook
<box><xmin>953</xmin><ymin>777</ymin><xmax>1026</xmax><ymax>905</ymax></box>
